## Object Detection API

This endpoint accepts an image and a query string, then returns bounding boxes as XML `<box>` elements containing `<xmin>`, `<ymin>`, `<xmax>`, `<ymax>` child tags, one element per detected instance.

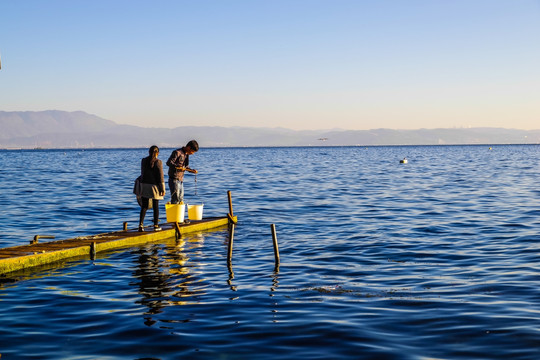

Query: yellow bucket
<box><xmin>187</xmin><ymin>204</ymin><xmax>204</xmax><ymax>220</ymax></box>
<box><xmin>165</xmin><ymin>202</ymin><xmax>185</xmax><ymax>223</ymax></box>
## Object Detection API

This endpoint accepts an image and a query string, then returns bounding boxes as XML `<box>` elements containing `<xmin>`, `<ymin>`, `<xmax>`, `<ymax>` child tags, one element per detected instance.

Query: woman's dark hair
<box><xmin>149</xmin><ymin>145</ymin><xmax>159</xmax><ymax>158</ymax></box>
<box><xmin>186</xmin><ymin>140</ymin><xmax>199</xmax><ymax>152</ymax></box>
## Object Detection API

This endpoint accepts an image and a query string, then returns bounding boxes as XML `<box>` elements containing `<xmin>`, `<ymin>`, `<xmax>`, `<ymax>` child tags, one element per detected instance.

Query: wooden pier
<box><xmin>0</xmin><ymin>216</ymin><xmax>236</xmax><ymax>275</ymax></box>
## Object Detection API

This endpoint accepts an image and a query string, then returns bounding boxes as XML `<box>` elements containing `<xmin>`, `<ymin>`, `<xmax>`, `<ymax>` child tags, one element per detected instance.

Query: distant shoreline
<box><xmin>2</xmin><ymin>143</ymin><xmax>539</xmax><ymax>151</ymax></box>
<box><xmin>2</xmin><ymin>111</ymin><xmax>539</xmax><ymax>148</ymax></box>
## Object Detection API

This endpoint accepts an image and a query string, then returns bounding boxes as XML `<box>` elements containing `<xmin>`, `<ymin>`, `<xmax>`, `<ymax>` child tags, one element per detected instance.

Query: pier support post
<box><xmin>174</xmin><ymin>222</ymin><xmax>182</xmax><ymax>240</ymax></box>
<box><xmin>123</xmin><ymin>222</ymin><xmax>128</xmax><ymax>231</ymax></box>
<box><xmin>90</xmin><ymin>242</ymin><xmax>97</xmax><ymax>260</ymax></box>
<box><xmin>271</xmin><ymin>224</ymin><xmax>280</xmax><ymax>269</ymax></box>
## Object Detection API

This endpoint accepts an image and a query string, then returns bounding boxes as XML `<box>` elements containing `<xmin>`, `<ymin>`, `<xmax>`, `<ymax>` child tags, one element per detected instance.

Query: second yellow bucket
<box><xmin>187</xmin><ymin>204</ymin><xmax>204</xmax><ymax>220</ymax></box>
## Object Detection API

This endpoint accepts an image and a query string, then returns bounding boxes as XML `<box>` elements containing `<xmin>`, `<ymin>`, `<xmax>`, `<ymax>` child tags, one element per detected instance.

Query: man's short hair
<box><xmin>186</xmin><ymin>140</ymin><xmax>199</xmax><ymax>152</ymax></box>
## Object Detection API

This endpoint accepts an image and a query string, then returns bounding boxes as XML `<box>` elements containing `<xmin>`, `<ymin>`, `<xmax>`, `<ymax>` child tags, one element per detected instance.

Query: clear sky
<box><xmin>1</xmin><ymin>0</ymin><xmax>539</xmax><ymax>130</ymax></box>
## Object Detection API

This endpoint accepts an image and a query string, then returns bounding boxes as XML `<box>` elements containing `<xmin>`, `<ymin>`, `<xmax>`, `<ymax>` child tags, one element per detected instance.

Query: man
<box><xmin>166</xmin><ymin>140</ymin><xmax>199</xmax><ymax>204</ymax></box>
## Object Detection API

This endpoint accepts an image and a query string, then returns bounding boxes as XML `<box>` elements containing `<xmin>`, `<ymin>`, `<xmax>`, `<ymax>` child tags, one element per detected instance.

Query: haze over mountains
<box><xmin>1</xmin><ymin>110</ymin><xmax>539</xmax><ymax>149</ymax></box>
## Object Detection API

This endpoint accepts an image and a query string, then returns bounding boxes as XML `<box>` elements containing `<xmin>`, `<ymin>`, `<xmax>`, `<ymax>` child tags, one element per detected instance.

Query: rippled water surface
<box><xmin>1</xmin><ymin>145</ymin><xmax>539</xmax><ymax>359</ymax></box>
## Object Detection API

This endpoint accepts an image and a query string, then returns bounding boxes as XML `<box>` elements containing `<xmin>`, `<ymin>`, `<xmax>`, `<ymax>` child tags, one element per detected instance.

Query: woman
<box><xmin>139</xmin><ymin>145</ymin><xmax>165</xmax><ymax>232</ymax></box>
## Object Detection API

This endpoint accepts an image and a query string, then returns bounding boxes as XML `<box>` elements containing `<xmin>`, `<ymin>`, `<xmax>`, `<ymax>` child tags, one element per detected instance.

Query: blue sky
<box><xmin>1</xmin><ymin>0</ymin><xmax>539</xmax><ymax>130</ymax></box>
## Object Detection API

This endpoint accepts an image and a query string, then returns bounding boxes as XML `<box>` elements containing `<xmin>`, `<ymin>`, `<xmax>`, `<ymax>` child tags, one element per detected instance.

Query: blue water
<box><xmin>0</xmin><ymin>145</ymin><xmax>539</xmax><ymax>359</ymax></box>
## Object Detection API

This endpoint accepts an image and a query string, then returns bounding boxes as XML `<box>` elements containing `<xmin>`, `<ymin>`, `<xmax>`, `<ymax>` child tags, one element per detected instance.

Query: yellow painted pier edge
<box><xmin>0</xmin><ymin>215</ymin><xmax>237</xmax><ymax>275</ymax></box>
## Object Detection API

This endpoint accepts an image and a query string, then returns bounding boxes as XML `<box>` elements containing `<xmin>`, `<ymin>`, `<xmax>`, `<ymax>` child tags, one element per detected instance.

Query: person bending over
<box><xmin>166</xmin><ymin>140</ymin><xmax>198</xmax><ymax>204</ymax></box>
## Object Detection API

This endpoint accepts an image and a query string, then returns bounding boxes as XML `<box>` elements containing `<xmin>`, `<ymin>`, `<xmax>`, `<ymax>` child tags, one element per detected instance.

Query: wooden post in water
<box><xmin>228</xmin><ymin>190</ymin><xmax>234</xmax><ymax>217</ymax></box>
<box><xmin>227</xmin><ymin>190</ymin><xmax>237</xmax><ymax>226</ymax></box>
<box><xmin>123</xmin><ymin>222</ymin><xmax>128</xmax><ymax>231</ymax></box>
<box><xmin>227</xmin><ymin>223</ymin><xmax>235</xmax><ymax>264</ymax></box>
<box><xmin>271</xmin><ymin>224</ymin><xmax>280</xmax><ymax>267</ymax></box>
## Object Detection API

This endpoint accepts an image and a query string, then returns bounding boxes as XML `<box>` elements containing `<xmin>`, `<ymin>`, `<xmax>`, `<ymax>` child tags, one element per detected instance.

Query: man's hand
<box><xmin>177</xmin><ymin>166</ymin><xmax>197</xmax><ymax>174</ymax></box>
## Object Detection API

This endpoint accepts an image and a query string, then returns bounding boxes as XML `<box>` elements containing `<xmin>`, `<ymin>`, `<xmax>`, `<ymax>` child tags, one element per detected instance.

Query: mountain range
<box><xmin>1</xmin><ymin>110</ymin><xmax>539</xmax><ymax>149</ymax></box>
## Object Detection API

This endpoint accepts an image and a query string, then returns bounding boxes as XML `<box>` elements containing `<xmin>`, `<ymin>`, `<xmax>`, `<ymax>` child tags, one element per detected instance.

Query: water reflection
<box><xmin>131</xmin><ymin>235</ymin><xmax>207</xmax><ymax>326</ymax></box>
<box><xmin>226</xmin><ymin>224</ymin><xmax>236</xmax><ymax>292</ymax></box>
<box><xmin>270</xmin><ymin>269</ymin><xmax>280</xmax><ymax>323</ymax></box>
<box><xmin>132</xmin><ymin>245</ymin><xmax>172</xmax><ymax>325</ymax></box>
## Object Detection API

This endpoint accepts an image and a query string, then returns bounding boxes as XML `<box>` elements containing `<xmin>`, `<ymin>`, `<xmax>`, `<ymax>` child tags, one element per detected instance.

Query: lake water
<box><xmin>0</xmin><ymin>145</ymin><xmax>539</xmax><ymax>359</ymax></box>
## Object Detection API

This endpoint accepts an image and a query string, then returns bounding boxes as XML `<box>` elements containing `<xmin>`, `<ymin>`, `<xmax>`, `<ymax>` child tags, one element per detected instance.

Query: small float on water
<box><xmin>0</xmin><ymin>192</ymin><xmax>237</xmax><ymax>275</ymax></box>
<box><xmin>400</xmin><ymin>157</ymin><xmax>408</xmax><ymax>164</ymax></box>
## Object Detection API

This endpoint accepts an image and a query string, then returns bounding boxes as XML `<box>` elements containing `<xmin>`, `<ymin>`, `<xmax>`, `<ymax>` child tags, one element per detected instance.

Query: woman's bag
<box><xmin>133</xmin><ymin>176</ymin><xmax>143</xmax><ymax>196</ymax></box>
<box><xmin>134</xmin><ymin>176</ymin><xmax>150</xmax><ymax>208</ymax></box>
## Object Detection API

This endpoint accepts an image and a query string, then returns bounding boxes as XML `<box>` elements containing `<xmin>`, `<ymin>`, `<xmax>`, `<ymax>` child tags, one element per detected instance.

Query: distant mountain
<box><xmin>0</xmin><ymin>110</ymin><xmax>539</xmax><ymax>148</ymax></box>
<box><xmin>0</xmin><ymin>110</ymin><xmax>116</xmax><ymax>140</ymax></box>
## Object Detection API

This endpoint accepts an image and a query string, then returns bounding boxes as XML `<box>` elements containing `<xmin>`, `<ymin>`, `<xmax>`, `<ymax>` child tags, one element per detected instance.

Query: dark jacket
<box><xmin>141</xmin><ymin>156</ymin><xmax>165</xmax><ymax>194</ymax></box>
<box><xmin>166</xmin><ymin>147</ymin><xmax>189</xmax><ymax>181</ymax></box>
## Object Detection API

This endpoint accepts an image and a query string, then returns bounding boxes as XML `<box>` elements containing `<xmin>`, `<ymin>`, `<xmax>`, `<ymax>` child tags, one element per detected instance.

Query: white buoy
<box><xmin>400</xmin><ymin>157</ymin><xmax>408</xmax><ymax>164</ymax></box>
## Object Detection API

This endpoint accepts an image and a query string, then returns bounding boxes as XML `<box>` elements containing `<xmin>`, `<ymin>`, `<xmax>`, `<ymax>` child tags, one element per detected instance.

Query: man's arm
<box><xmin>166</xmin><ymin>150</ymin><xmax>178</xmax><ymax>167</ymax></box>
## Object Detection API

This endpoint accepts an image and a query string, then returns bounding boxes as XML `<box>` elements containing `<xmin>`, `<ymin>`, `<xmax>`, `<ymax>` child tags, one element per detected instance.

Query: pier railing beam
<box><xmin>31</xmin><ymin>235</ymin><xmax>55</xmax><ymax>245</ymax></box>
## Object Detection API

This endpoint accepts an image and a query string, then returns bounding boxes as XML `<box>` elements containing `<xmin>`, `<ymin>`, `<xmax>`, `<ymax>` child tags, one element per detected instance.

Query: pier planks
<box><xmin>0</xmin><ymin>216</ymin><xmax>236</xmax><ymax>275</ymax></box>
